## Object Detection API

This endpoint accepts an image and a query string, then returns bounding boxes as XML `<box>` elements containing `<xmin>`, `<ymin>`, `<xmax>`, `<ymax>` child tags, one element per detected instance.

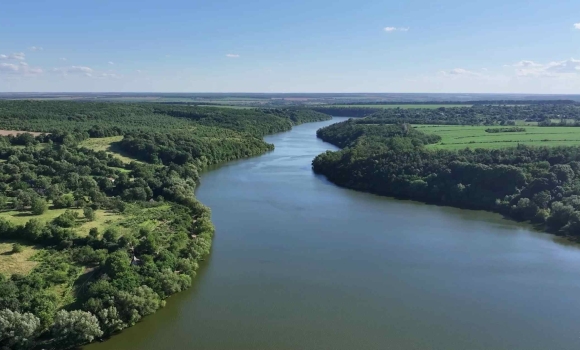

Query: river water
<box><xmin>88</xmin><ymin>117</ymin><xmax>580</xmax><ymax>350</ymax></box>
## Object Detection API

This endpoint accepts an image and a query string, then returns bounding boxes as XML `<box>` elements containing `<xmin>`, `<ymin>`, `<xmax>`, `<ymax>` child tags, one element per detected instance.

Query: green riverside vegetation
<box><xmin>313</xmin><ymin>105</ymin><xmax>580</xmax><ymax>242</ymax></box>
<box><xmin>0</xmin><ymin>101</ymin><xmax>330</xmax><ymax>349</ymax></box>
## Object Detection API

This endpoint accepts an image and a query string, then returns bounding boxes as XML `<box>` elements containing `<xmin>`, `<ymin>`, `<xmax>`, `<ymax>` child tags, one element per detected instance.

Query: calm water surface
<box><xmin>88</xmin><ymin>118</ymin><xmax>580</xmax><ymax>350</ymax></box>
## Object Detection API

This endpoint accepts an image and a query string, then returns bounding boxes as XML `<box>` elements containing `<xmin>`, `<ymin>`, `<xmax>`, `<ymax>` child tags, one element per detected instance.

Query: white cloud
<box><xmin>575</xmin><ymin>23</ymin><xmax>580</xmax><ymax>30</ymax></box>
<box><xmin>0</xmin><ymin>62</ymin><xmax>42</xmax><ymax>75</ymax></box>
<box><xmin>60</xmin><ymin>58</ymin><xmax>67</xmax><ymax>61</ymax></box>
<box><xmin>99</xmin><ymin>73</ymin><xmax>120</xmax><ymax>78</ymax></box>
<box><xmin>443</xmin><ymin>68</ymin><xmax>482</xmax><ymax>76</ymax></box>
<box><xmin>29</xmin><ymin>46</ymin><xmax>43</xmax><ymax>51</ymax></box>
<box><xmin>512</xmin><ymin>60</ymin><xmax>543</xmax><ymax>68</ymax></box>
<box><xmin>226</xmin><ymin>54</ymin><xmax>240</xmax><ymax>58</ymax></box>
<box><xmin>53</xmin><ymin>65</ymin><xmax>94</xmax><ymax>77</ymax></box>
<box><xmin>0</xmin><ymin>52</ymin><xmax>26</xmax><ymax>60</ymax></box>
<box><xmin>108</xmin><ymin>61</ymin><xmax>114</xmax><ymax>65</ymax></box>
<box><xmin>136</xmin><ymin>70</ymin><xmax>142</xmax><ymax>73</ymax></box>
<box><xmin>511</xmin><ymin>58</ymin><xmax>580</xmax><ymax>77</ymax></box>
<box><xmin>384</xmin><ymin>27</ymin><xmax>409</xmax><ymax>32</ymax></box>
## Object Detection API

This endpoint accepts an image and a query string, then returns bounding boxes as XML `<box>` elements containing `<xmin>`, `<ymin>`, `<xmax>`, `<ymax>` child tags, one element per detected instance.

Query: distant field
<box><xmin>0</xmin><ymin>129</ymin><xmax>44</xmax><ymax>136</ymax></box>
<box><xmin>329</xmin><ymin>104</ymin><xmax>471</xmax><ymax>109</ymax></box>
<box><xmin>417</xmin><ymin>125</ymin><xmax>580</xmax><ymax>150</ymax></box>
<box><xmin>79</xmin><ymin>136</ymin><xmax>140</xmax><ymax>163</ymax></box>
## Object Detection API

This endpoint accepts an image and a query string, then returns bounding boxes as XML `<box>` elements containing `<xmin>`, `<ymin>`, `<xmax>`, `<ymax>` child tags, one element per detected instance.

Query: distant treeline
<box><xmin>485</xmin><ymin>127</ymin><xmax>526</xmax><ymax>133</ymax></box>
<box><xmin>326</xmin><ymin>100</ymin><xmax>579</xmax><ymax>106</ymax></box>
<box><xmin>312</xmin><ymin>104</ymin><xmax>580</xmax><ymax>125</ymax></box>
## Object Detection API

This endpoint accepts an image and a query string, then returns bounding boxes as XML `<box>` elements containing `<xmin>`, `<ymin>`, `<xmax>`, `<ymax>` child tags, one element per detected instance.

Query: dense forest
<box><xmin>313</xmin><ymin>104</ymin><xmax>580</xmax><ymax>124</ymax></box>
<box><xmin>314</xmin><ymin>118</ymin><xmax>580</xmax><ymax>239</ymax></box>
<box><xmin>0</xmin><ymin>101</ymin><xmax>329</xmax><ymax>349</ymax></box>
<box><xmin>0</xmin><ymin>101</ymin><xmax>330</xmax><ymax>137</ymax></box>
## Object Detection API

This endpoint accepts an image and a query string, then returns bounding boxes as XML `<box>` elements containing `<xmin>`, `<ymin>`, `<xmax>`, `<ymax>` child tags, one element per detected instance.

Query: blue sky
<box><xmin>1</xmin><ymin>0</ymin><xmax>580</xmax><ymax>93</ymax></box>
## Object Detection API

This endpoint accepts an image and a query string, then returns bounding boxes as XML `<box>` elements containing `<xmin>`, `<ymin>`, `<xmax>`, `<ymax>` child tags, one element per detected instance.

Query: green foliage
<box><xmin>53</xmin><ymin>210</ymin><xmax>79</xmax><ymax>228</ymax></box>
<box><xmin>30</xmin><ymin>198</ymin><xmax>48</xmax><ymax>215</ymax></box>
<box><xmin>0</xmin><ymin>308</ymin><xmax>41</xmax><ymax>349</ymax></box>
<box><xmin>83</xmin><ymin>207</ymin><xmax>96</xmax><ymax>221</ymax></box>
<box><xmin>12</xmin><ymin>243</ymin><xmax>24</xmax><ymax>254</ymax></box>
<box><xmin>0</xmin><ymin>100</ymin><xmax>329</xmax><ymax>347</ymax></box>
<box><xmin>314</xmin><ymin>118</ymin><xmax>580</xmax><ymax>239</ymax></box>
<box><xmin>485</xmin><ymin>127</ymin><xmax>526</xmax><ymax>133</ymax></box>
<box><xmin>51</xmin><ymin>310</ymin><xmax>103</xmax><ymax>348</ymax></box>
<box><xmin>53</xmin><ymin>194</ymin><xmax>75</xmax><ymax>209</ymax></box>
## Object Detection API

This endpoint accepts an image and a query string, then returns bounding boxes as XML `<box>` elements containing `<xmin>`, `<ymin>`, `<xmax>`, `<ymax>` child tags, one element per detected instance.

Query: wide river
<box><xmin>88</xmin><ymin>117</ymin><xmax>580</xmax><ymax>350</ymax></box>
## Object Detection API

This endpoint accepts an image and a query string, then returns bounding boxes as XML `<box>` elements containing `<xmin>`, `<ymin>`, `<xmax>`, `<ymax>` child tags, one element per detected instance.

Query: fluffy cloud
<box><xmin>29</xmin><ymin>46</ymin><xmax>43</xmax><ymax>51</ymax></box>
<box><xmin>510</xmin><ymin>58</ymin><xmax>580</xmax><ymax>76</ymax></box>
<box><xmin>53</xmin><ymin>65</ymin><xmax>94</xmax><ymax>77</ymax></box>
<box><xmin>575</xmin><ymin>23</ymin><xmax>580</xmax><ymax>30</ymax></box>
<box><xmin>0</xmin><ymin>62</ymin><xmax>43</xmax><ymax>75</ymax></box>
<box><xmin>384</xmin><ymin>27</ymin><xmax>409</xmax><ymax>32</ymax></box>
<box><xmin>225</xmin><ymin>54</ymin><xmax>240</xmax><ymax>58</ymax></box>
<box><xmin>0</xmin><ymin>52</ymin><xmax>26</xmax><ymax>60</ymax></box>
<box><xmin>108</xmin><ymin>61</ymin><xmax>114</xmax><ymax>65</ymax></box>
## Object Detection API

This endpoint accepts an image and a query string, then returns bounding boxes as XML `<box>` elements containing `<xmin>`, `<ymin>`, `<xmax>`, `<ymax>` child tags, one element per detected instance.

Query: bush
<box><xmin>83</xmin><ymin>207</ymin><xmax>96</xmax><ymax>221</ymax></box>
<box><xmin>53</xmin><ymin>194</ymin><xmax>75</xmax><ymax>209</ymax></box>
<box><xmin>31</xmin><ymin>198</ymin><xmax>49</xmax><ymax>215</ymax></box>
<box><xmin>12</xmin><ymin>243</ymin><xmax>24</xmax><ymax>253</ymax></box>
<box><xmin>53</xmin><ymin>210</ymin><xmax>79</xmax><ymax>228</ymax></box>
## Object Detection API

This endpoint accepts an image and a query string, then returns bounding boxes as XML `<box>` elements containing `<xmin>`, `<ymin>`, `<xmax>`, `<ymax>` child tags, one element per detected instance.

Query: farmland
<box><xmin>416</xmin><ymin>125</ymin><xmax>580</xmax><ymax>150</ymax></box>
<box><xmin>328</xmin><ymin>104</ymin><xmax>471</xmax><ymax>109</ymax></box>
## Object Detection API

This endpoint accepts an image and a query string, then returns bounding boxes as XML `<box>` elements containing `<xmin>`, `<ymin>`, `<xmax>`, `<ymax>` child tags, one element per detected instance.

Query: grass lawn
<box><xmin>0</xmin><ymin>241</ymin><xmax>41</xmax><ymax>276</ymax></box>
<box><xmin>0</xmin><ymin>208</ymin><xmax>124</xmax><ymax>237</ymax></box>
<box><xmin>328</xmin><ymin>104</ymin><xmax>471</xmax><ymax>109</ymax></box>
<box><xmin>417</xmin><ymin>125</ymin><xmax>580</xmax><ymax>150</ymax></box>
<box><xmin>79</xmin><ymin>136</ymin><xmax>141</xmax><ymax>164</ymax></box>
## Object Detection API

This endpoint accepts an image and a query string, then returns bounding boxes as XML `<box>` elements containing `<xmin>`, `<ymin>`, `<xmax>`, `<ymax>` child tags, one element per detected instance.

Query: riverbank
<box><xmin>313</xmin><ymin>118</ymin><xmax>580</xmax><ymax>241</ymax></box>
<box><xmin>87</xmin><ymin>117</ymin><xmax>580</xmax><ymax>350</ymax></box>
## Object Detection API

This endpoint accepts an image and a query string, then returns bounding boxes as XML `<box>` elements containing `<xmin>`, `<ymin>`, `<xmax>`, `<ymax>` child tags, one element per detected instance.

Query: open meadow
<box><xmin>417</xmin><ymin>125</ymin><xmax>580</xmax><ymax>150</ymax></box>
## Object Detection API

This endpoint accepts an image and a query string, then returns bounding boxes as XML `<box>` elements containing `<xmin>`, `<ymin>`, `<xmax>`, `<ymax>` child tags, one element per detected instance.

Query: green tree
<box><xmin>30</xmin><ymin>198</ymin><xmax>48</xmax><ymax>216</ymax></box>
<box><xmin>83</xmin><ymin>207</ymin><xmax>96</xmax><ymax>221</ymax></box>
<box><xmin>51</xmin><ymin>310</ymin><xmax>103</xmax><ymax>348</ymax></box>
<box><xmin>0</xmin><ymin>309</ymin><xmax>40</xmax><ymax>350</ymax></box>
<box><xmin>53</xmin><ymin>194</ymin><xmax>75</xmax><ymax>209</ymax></box>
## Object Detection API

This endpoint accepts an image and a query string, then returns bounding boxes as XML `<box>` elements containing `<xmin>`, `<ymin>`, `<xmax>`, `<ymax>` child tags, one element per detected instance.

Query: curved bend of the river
<box><xmin>88</xmin><ymin>117</ymin><xmax>580</xmax><ymax>350</ymax></box>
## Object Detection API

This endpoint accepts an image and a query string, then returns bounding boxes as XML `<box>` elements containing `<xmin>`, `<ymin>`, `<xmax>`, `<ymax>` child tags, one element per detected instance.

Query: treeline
<box><xmin>0</xmin><ymin>101</ymin><xmax>330</xmax><ymax>137</ymax></box>
<box><xmin>316</xmin><ymin>120</ymin><xmax>441</xmax><ymax>149</ymax></box>
<box><xmin>313</xmin><ymin>119</ymin><xmax>580</xmax><ymax>239</ymax></box>
<box><xmin>118</xmin><ymin>128</ymin><xmax>274</xmax><ymax>166</ymax></box>
<box><xmin>312</xmin><ymin>104</ymin><xmax>580</xmax><ymax>124</ymax></box>
<box><xmin>326</xmin><ymin>100</ymin><xmax>578</xmax><ymax>106</ymax></box>
<box><xmin>485</xmin><ymin>127</ymin><xmax>526</xmax><ymax>133</ymax></box>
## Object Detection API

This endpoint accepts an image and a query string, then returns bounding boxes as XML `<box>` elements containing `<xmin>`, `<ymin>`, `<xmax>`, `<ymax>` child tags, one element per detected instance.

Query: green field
<box><xmin>417</xmin><ymin>125</ymin><xmax>580</xmax><ymax>150</ymax></box>
<box><xmin>0</xmin><ymin>207</ymin><xmax>123</xmax><ymax>237</ymax></box>
<box><xmin>79</xmin><ymin>136</ymin><xmax>140</xmax><ymax>164</ymax></box>
<box><xmin>329</xmin><ymin>104</ymin><xmax>471</xmax><ymax>109</ymax></box>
